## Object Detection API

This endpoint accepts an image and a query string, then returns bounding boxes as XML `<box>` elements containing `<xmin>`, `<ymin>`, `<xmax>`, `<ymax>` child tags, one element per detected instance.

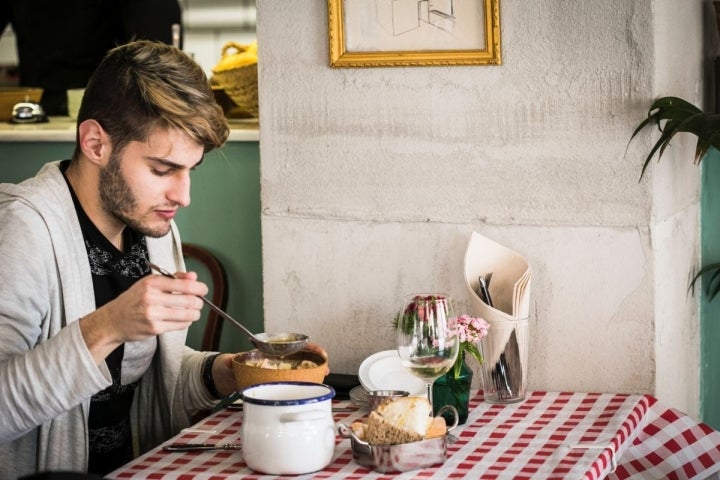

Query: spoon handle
<box><xmin>146</xmin><ymin>261</ymin><xmax>256</xmax><ymax>339</ymax></box>
<box><xmin>197</xmin><ymin>293</ymin><xmax>256</xmax><ymax>339</ymax></box>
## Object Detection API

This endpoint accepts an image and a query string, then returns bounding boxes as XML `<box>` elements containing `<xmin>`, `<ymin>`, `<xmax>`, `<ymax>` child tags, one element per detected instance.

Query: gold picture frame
<box><xmin>328</xmin><ymin>0</ymin><xmax>501</xmax><ymax>68</ymax></box>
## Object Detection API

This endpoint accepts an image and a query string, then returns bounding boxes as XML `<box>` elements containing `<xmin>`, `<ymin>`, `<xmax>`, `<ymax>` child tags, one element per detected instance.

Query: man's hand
<box><xmin>79</xmin><ymin>271</ymin><xmax>208</xmax><ymax>364</ymax></box>
<box><xmin>214</xmin><ymin>353</ymin><xmax>240</xmax><ymax>397</ymax></box>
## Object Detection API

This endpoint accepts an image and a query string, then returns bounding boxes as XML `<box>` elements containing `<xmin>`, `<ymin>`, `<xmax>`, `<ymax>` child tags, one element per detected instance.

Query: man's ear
<box><xmin>77</xmin><ymin>119</ymin><xmax>110</xmax><ymax>166</ymax></box>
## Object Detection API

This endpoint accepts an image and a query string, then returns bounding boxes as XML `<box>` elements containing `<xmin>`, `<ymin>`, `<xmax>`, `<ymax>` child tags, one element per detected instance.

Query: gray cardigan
<box><xmin>0</xmin><ymin>162</ymin><xmax>218</xmax><ymax>477</ymax></box>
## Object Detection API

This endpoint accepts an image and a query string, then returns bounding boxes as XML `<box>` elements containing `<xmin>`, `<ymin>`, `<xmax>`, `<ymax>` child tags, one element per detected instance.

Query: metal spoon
<box><xmin>146</xmin><ymin>260</ymin><xmax>309</xmax><ymax>356</ymax></box>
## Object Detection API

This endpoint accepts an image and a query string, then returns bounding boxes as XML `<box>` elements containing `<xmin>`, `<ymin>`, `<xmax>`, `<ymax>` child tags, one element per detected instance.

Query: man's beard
<box><xmin>98</xmin><ymin>154</ymin><xmax>171</xmax><ymax>238</ymax></box>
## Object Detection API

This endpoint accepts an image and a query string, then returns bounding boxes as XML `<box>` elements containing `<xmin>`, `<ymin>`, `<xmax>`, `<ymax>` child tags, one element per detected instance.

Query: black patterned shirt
<box><xmin>63</xmin><ymin>164</ymin><xmax>156</xmax><ymax>475</ymax></box>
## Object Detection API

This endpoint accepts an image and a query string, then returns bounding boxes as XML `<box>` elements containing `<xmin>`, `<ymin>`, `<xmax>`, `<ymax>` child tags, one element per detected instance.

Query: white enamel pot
<box><xmin>241</xmin><ymin>382</ymin><xmax>336</xmax><ymax>475</ymax></box>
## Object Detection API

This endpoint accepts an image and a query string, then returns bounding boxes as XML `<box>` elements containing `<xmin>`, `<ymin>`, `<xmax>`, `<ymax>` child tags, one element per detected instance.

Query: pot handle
<box><xmin>436</xmin><ymin>404</ymin><xmax>460</xmax><ymax>432</ymax></box>
<box><xmin>279</xmin><ymin>410</ymin><xmax>328</xmax><ymax>423</ymax></box>
<box><xmin>337</xmin><ymin>422</ymin><xmax>370</xmax><ymax>446</ymax></box>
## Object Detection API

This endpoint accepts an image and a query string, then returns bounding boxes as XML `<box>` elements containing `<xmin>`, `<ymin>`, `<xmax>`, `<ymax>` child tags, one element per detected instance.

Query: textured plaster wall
<box><xmin>650</xmin><ymin>1</ymin><xmax>705</xmax><ymax>416</ymax></box>
<box><xmin>256</xmin><ymin>0</ymin><xmax>702</xmax><ymax>416</ymax></box>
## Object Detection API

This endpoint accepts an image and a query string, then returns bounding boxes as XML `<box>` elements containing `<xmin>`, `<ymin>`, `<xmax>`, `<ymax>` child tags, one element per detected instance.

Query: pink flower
<box><xmin>454</xmin><ymin>314</ymin><xmax>489</xmax><ymax>344</ymax></box>
<box><xmin>449</xmin><ymin>314</ymin><xmax>490</xmax><ymax>378</ymax></box>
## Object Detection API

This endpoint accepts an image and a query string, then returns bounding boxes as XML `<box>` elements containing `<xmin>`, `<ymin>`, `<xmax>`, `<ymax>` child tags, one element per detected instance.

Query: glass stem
<box><xmin>427</xmin><ymin>382</ymin><xmax>434</xmax><ymax>411</ymax></box>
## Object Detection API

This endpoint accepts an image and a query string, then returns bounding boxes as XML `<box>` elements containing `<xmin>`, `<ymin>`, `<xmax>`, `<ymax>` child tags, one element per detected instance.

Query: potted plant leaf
<box><xmin>629</xmin><ymin>96</ymin><xmax>720</xmax><ymax>299</ymax></box>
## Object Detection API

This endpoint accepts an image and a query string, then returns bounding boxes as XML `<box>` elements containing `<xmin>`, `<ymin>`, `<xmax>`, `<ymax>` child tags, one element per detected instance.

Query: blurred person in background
<box><xmin>0</xmin><ymin>0</ymin><xmax>182</xmax><ymax>115</ymax></box>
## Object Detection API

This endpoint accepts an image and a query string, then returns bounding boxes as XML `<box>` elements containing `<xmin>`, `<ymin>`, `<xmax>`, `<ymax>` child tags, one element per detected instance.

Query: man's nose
<box><xmin>167</xmin><ymin>172</ymin><xmax>191</xmax><ymax>207</ymax></box>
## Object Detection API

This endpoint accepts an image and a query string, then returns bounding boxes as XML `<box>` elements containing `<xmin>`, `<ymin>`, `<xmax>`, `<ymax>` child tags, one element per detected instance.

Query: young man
<box><xmin>0</xmin><ymin>40</ymin><xmax>235</xmax><ymax>477</ymax></box>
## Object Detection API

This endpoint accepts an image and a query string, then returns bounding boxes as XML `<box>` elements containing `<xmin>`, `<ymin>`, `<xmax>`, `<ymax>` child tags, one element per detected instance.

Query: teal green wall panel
<box><xmin>174</xmin><ymin>143</ymin><xmax>263</xmax><ymax>354</ymax></box>
<box><xmin>0</xmin><ymin>142</ymin><xmax>75</xmax><ymax>181</ymax></box>
<box><xmin>702</xmin><ymin>150</ymin><xmax>720</xmax><ymax>430</ymax></box>
<box><xmin>0</xmin><ymin>140</ymin><xmax>262</xmax><ymax>355</ymax></box>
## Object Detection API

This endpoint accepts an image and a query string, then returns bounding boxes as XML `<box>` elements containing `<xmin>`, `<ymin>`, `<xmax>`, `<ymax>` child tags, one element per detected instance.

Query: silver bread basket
<box><xmin>337</xmin><ymin>404</ymin><xmax>458</xmax><ymax>473</ymax></box>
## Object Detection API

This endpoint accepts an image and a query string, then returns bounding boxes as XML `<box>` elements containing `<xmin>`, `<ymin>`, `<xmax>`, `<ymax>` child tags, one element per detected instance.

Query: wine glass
<box><xmin>396</xmin><ymin>294</ymin><xmax>459</xmax><ymax>411</ymax></box>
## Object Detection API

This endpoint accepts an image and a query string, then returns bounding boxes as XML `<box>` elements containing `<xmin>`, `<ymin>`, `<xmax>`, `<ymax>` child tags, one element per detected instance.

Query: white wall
<box><xmin>650</xmin><ymin>0</ymin><xmax>705</xmax><ymax>416</ymax></box>
<box><xmin>257</xmin><ymin>0</ymin><xmax>704</xmax><ymax>417</ymax></box>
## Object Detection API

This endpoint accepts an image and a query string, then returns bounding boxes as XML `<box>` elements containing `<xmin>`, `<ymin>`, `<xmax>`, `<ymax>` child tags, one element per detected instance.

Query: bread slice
<box><xmin>366</xmin><ymin>411</ymin><xmax>423</xmax><ymax>445</ymax></box>
<box><xmin>363</xmin><ymin>397</ymin><xmax>446</xmax><ymax>445</ymax></box>
<box><xmin>425</xmin><ymin>416</ymin><xmax>446</xmax><ymax>439</ymax></box>
<box><xmin>376</xmin><ymin>397</ymin><xmax>432</xmax><ymax>436</ymax></box>
<box><xmin>349</xmin><ymin>421</ymin><xmax>367</xmax><ymax>440</ymax></box>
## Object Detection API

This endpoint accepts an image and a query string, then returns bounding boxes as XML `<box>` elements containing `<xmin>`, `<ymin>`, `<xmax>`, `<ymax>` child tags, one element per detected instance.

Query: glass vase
<box><xmin>432</xmin><ymin>353</ymin><xmax>473</xmax><ymax>425</ymax></box>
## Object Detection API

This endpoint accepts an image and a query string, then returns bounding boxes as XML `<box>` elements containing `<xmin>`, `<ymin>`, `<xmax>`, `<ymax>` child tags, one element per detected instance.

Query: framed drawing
<box><xmin>328</xmin><ymin>0</ymin><xmax>501</xmax><ymax>67</ymax></box>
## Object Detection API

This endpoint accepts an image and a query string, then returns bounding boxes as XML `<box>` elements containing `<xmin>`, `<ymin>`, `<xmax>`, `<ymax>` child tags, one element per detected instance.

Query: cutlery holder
<box><xmin>479</xmin><ymin>316</ymin><xmax>529</xmax><ymax>404</ymax></box>
<box><xmin>463</xmin><ymin>231</ymin><xmax>532</xmax><ymax>405</ymax></box>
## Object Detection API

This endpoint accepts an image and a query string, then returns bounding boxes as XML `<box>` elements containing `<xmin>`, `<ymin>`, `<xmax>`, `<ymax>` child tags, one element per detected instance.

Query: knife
<box><xmin>477</xmin><ymin>273</ymin><xmax>494</xmax><ymax>307</ymax></box>
<box><xmin>163</xmin><ymin>443</ymin><xmax>242</xmax><ymax>452</ymax></box>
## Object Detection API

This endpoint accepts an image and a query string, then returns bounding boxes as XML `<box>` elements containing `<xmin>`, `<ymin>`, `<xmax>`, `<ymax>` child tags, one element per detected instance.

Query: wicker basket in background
<box><xmin>211</xmin><ymin>41</ymin><xmax>259</xmax><ymax>118</ymax></box>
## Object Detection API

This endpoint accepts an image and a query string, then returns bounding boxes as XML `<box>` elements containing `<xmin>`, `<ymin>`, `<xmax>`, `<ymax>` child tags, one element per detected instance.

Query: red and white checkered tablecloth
<box><xmin>606</xmin><ymin>396</ymin><xmax>720</xmax><ymax>480</ymax></box>
<box><xmin>108</xmin><ymin>391</ymin><xmax>720</xmax><ymax>480</ymax></box>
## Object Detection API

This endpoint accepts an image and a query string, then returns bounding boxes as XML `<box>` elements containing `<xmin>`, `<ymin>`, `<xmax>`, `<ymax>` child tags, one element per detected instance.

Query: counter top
<box><xmin>0</xmin><ymin>117</ymin><xmax>259</xmax><ymax>142</ymax></box>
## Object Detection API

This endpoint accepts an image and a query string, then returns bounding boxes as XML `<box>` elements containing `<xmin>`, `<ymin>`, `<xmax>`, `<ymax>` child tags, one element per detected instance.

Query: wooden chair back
<box><xmin>182</xmin><ymin>242</ymin><xmax>228</xmax><ymax>351</ymax></box>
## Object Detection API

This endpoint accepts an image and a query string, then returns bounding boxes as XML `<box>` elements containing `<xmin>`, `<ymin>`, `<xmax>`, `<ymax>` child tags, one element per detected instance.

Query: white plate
<box><xmin>358</xmin><ymin>350</ymin><xmax>426</xmax><ymax>397</ymax></box>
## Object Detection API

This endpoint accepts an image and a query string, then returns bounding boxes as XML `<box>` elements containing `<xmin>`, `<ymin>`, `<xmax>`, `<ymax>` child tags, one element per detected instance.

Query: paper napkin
<box><xmin>463</xmin><ymin>231</ymin><xmax>531</xmax><ymax>319</ymax></box>
<box><xmin>463</xmin><ymin>231</ymin><xmax>532</xmax><ymax>402</ymax></box>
